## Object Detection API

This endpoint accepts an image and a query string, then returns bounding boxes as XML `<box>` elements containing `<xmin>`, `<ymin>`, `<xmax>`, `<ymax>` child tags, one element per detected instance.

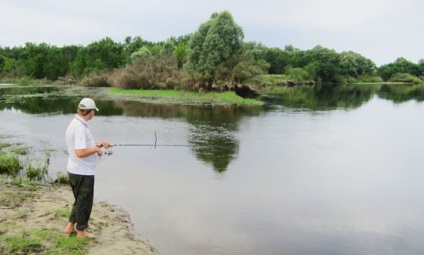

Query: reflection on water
<box><xmin>263</xmin><ymin>83</ymin><xmax>424</xmax><ymax>110</ymax></box>
<box><xmin>2</xmin><ymin>83</ymin><xmax>424</xmax><ymax>255</ymax></box>
<box><xmin>97</xmin><ymin>101</ymin><xmax>262</xmax><ymax>172</ymax></box>
<box><xmin>2</xmin><ymin>83</ymin><xmax>424</xmax><ymax>173</ymax></box>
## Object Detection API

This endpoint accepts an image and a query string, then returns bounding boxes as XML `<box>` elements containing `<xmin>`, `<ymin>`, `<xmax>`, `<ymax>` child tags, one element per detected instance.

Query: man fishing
<box><xmin>63</xmin><ymin>97</ymin><xmax>112</xmax><ymax>238</ymax></box>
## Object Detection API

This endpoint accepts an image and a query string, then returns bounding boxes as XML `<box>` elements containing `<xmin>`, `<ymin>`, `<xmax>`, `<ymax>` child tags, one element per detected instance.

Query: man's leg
<box><xmin>64</xmin><ymin>173</ymin><xmax>95</xmax><ymax>238</ymax></box>
<box><xmin>74</xmin><ymin>175</ymin><xmax>94</xmax><ymax>230</ymax></box>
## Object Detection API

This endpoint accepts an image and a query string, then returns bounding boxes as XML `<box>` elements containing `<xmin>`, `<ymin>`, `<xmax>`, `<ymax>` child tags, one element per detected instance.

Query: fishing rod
<box><xmin>102</xmin><ymin>143</ymin><xmax>189</xmax><ymax>156</ymax></box>
<box><xmin>112</xmin><ymin>144</ymin><xmax>189</xmax><ymax>147</ymax></box>
<box><xmin>101</xmin><ymin>131</ymin><xmax>189</xmax><ymax>156</ymax></box>
<box><xmin>112</xmin><ymin>131</ymin><xmax>189</xmax><ymax>147</ymax></box>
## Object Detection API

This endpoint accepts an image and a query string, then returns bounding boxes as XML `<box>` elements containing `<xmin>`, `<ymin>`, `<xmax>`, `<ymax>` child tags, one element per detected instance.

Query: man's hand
<box><xmin>97</xmin><ymin>141</ymin><xmax>112</xmax><ymax>149</ymax></box>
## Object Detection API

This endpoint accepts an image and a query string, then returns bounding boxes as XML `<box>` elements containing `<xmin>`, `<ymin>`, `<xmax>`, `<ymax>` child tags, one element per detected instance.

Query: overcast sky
<box><xmin>1</xmin><ymin>0</ymin><xmax>423</xmax><ymax>66</ymax></box>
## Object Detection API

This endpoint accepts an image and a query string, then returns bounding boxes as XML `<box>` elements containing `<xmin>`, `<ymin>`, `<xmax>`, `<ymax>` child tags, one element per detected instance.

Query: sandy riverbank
<box><xmin>0</xmin><ymin>183</ymin><xmax>159</xmax><ymax>254</ymax></box>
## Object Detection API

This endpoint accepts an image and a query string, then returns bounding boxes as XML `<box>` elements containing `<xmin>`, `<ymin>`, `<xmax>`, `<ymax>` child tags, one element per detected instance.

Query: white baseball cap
<box><xmin>78</xmin><ymin>98</ymin><xmax>99</xmax><ymax>111</ymax></box>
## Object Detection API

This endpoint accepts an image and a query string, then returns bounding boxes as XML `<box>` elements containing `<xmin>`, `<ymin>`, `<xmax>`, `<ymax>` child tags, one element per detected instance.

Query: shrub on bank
<box><xmin>109</xmin><ymin>55</ymin><xmax>189</xmax><ymax>90</ymax></box>
<box><xmin>389</xmin><ymin>73</ymin><xmax>423</xmax><ymax>84</ymax></box>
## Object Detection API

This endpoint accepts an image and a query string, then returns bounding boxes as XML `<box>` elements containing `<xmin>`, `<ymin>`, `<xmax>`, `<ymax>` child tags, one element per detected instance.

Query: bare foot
<box><xmin>63</xmin><ymin>222</ymin><xmax>76</xmax><ymax>235</ymax></box>
<box><xmin>77</xmin><ymin>230</ymin><xmax>96</xmax><ymax>239</ymax></box>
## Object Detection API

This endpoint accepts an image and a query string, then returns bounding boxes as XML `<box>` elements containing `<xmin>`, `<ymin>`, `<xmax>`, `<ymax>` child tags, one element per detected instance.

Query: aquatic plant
<box><xmin>0</xmin><ymin>154</ymin><xmax>21</xmax><ymax>177</ymax></box>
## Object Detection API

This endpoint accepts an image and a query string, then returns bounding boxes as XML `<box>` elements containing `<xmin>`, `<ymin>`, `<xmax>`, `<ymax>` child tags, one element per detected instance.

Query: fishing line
<box><xmin>103</xmin><ymin>130</ymin><xmax>189</xmax><ymax>156</ymax></box>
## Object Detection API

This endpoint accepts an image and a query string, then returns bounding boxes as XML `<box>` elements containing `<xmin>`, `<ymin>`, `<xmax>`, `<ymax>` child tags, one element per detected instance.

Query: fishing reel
<box><xmin>104</xmin><ymin>147</ymin><xmax>113</xmax><ymax>156</ymax></box>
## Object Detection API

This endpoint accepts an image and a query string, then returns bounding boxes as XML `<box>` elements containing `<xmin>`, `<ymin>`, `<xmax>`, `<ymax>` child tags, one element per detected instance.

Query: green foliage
<box><xmin>70</xmin><ymin>37</ymin><xmax>126</xmax><ymax>76</ymax></box>
<box><xmin>186</xmin><ymin>11</ymin><xmax>244</xmax><ymax>87</ymax></box>
<box><xmin>231</xmin><ymin>53</ymin><xmax>269</xmax><ymax>83</ymax></box>
<box><xmin>264</xmin><ymin>47</ymin><xmax>293</xmax><ymax>74</ymax></box>
<box><xmin>123</xmin><ymin>36</ymin><xmax>154</xmax><ymax>56</ymax></box>
<box><xmin>162</xmin><ymin>39</ymin><xmax>175</xmax><ymax>55</ymax></box>
<box><xmin>339</xmin><ymin>51</ymin><xmax>377</xmax><ymax>78</ymax></box>
<box><xmin>174</xmin><ymin>43</ymin><xmax>189</xmax><ymax>68</ymax></box>
<box><xmin>389</xmin><ymin>73</ymin><xmax>423</xmax><ymax>84</ymax></box>
<box><xmin>378</xmin><ymin>57</ymin><xmax>423</xmax><ymax>81</ymax></box>
<box><xmin>245</xmin><ymin>74</ymin><xmax>289</xmax><ymax>86</ymax></box>
<box><xmin>0</xmin><ymin>10</ymin><xmax>421</xmax><ymax>88</ymax></box>
<box><xmin>285</xmin><ymin>67</ymin><xmax>310</xmax><ymax>81</ymax></box>
<box><xmin>130</xmin><ymin>46</ymin><xmax>151</xmax><ymax>63</ymax></box>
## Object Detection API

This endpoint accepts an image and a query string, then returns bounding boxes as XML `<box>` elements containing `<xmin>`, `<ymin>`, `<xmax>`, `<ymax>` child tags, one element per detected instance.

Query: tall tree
<box><xmin>186</xmin><ymin>11</ymin><xmax>244</xmax><ymax>87</ymax></box>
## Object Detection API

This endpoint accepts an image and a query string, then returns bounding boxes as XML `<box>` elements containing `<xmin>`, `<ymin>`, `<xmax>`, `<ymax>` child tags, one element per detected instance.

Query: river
<box><xmin>1</xmin><ymin>84</ymin><xmax>424</xmax><ymax>255</ymax></box>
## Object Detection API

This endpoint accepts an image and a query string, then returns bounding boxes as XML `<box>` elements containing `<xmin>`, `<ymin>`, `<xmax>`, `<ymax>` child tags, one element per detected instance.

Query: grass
<box><xmin>55</xmin><ymin>209</ymin><xmax>71</xmax><ymax>218</ymax></box>
<box><xmin>0</xmin><ymin>190</ymin><xmax>35</xmax><ymax>207</ymax></box>
<box><xmin>2</xmin><ymin>228</ymin><xmax>90</xmax><ymax>255</ymax></box>
<box><xmin>0</xmin><ymin>186</ymin><xmax>90</xmax><ymax>255</ymax></box>
<box><xmin>3</xmin><ymin>236</ymin><xmax>43</xmax><ymax>254</ymax></box>
<box><xmin>108</xmin><ymin>87</ymin><xmax>263</xmax><ymax>105</ymax></box>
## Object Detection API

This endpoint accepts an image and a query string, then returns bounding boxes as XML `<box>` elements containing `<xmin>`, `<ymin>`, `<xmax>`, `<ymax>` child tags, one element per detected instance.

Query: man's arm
<box><xmin>75</xmin><ymin>146</ymin><xmax>102</xmax><ymax>158</ymax></box>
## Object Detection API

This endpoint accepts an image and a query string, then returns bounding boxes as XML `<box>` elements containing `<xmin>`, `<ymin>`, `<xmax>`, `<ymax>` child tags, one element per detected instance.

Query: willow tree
<box><xmin>186</xmin><ymin>11</ymin><xmax>244</xmax><ymax>89</ymax></box>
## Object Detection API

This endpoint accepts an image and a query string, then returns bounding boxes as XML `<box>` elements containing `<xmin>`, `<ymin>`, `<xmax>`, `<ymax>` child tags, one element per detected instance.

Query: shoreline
<box><xmin>0</xmin><ymin>183</ymin><xmax>159</xmax><ymax>255</ymax></box>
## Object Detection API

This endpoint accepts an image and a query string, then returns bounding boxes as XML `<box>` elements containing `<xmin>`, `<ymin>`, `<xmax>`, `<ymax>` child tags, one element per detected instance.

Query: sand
<box><xmin>0</xmin><ymin>183</ymin><xmax>159</xmax><ymax>255</ymax></box>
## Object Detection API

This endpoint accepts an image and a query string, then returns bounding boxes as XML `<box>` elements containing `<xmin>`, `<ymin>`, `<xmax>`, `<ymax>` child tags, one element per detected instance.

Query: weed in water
<box><xmin>0</xmin><ymin>143</ymin><xmax>12</xmax><ymax>150</ymax></box>
<box><xmin>10</xmin><ymin>146</ymin><xmax>30</xmax><ymax>155</ymax></box>
<box><xmin>54</xmin><ymin>172</ymin><xmax>70</xmax><ymax>184</ymax></box>
<box><xmin>0</xmin><ymin>154</ymin><xmax>21</xmax><ymax>177</ymax></box>
<box><xmin>26</xmin><ymin>165</ymin><xmax>45</xmax><ymax>181</ymax></box>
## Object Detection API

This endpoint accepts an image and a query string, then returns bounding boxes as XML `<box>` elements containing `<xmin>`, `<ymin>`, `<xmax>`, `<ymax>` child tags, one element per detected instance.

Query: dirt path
<box><xmin>0</xmin><ymin>184</ymin><xmax>159</xmax><ymax>255</ymax></box>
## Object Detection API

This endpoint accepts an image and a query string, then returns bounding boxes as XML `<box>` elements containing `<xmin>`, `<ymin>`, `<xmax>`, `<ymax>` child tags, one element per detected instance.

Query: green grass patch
<box><xmin>3</xmin><ymin>236</ymin><xmax>43</xmax><ymax>254</ymax></box>
<box><xmin>108</xmin><ymin>88</ymin><xmax>263</xmax><ymax>105</ymax></box>
<box><xmin>55</xmin><ymin>209</ymin><xmax>71</xmax><ymax>218</ymax></box>
<box><xmin>1</xmin><ymin>228</ymin><xmax>90</xmax><ymax>255</ymax></box>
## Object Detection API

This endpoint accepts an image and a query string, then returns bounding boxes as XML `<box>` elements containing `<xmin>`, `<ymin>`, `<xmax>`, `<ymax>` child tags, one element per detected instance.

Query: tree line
<box><xmin>0</xmin><ymin>11</ymin><xmax>423</xmax><ymax>91</ymax></box>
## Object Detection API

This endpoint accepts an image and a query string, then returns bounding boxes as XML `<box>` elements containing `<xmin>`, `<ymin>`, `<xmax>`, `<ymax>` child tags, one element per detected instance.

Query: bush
<box><xmin>389</xmin><ymin>73</ymin><xmax>423</xmax><ymax>84</ymax></box>
<box><xmin>80</xmin><ymin>71</ymin><xmax>112</xmax><ymax>87</ymax></box>
<box><xmin>358</xmin><ymin>75</ymin><xmax>382</xmax><ymax>83</ymax></box>
<box><xmin>110</xmin><ymin>55</ymin><xmax>188</xmax><ymax>90</ymax></box>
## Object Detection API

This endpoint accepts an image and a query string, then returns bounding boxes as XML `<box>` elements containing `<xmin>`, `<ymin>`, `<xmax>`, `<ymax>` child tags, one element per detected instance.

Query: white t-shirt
<box><xmin>65</xmin><ymin>114</ymin><xmax>97</xmax><ymax>175</ymax></box>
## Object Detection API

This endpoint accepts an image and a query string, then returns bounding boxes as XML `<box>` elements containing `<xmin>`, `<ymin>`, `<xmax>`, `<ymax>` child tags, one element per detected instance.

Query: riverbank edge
<box><xmin>0</xmin><ymin>182</ymin><xmax>159</xmax><ymax>255</ymax></box>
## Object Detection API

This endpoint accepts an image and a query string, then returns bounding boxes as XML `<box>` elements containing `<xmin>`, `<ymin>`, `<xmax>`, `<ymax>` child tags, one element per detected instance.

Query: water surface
<box><xmin>1</xmin><ymin>84</ymin><xmax>424</xmax><ymax>255</ymax></box>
